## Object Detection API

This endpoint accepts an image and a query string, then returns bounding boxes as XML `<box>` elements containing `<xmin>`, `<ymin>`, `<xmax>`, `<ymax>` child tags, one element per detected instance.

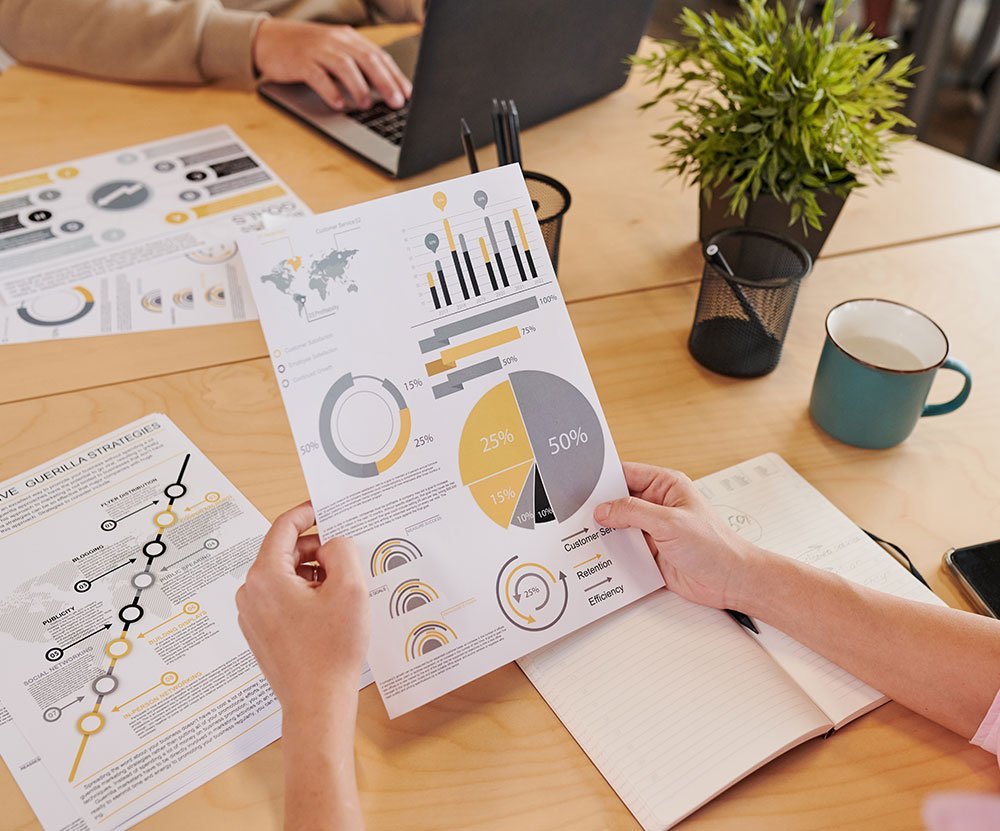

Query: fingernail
<box><xmin>594</xmin><ymin>502</ymin><xmax>610</xmax><ymax>523</ymax></box>
<box><xmin>391</xmin><ymin>93</ymin><xmax>403</xmax><ymax>108</ymax></box>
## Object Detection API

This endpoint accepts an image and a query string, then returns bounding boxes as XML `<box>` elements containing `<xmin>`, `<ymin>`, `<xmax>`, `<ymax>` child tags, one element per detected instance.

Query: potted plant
<box><xmin>633</xmin><ymin>0</ymin><xmax>915</xmax><ymax>260</ymax></box>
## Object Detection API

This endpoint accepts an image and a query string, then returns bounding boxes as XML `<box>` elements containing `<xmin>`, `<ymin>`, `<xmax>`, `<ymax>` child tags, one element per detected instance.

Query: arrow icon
<box><xmin>93</xmin><ymin>558</ymin><xmax>136</xmax><ymax>581</ymax></box>
<box><xmin>137</xmin><ymin>611</ymin><xmax>183</xmax><ymax>639</ymax></box>
<box><xmin>64</xmin><ymin>623</ymin><xmax>111</xmax><ymax>650</ymax></box>
<box><xmin>574</xmin><ymin>551</ymin><xmax>602</xmax><ymax>569</ymax></box>
<box><xmin>138</xmin><ymin>601</ymin><xmax>201</xmax><ymax>638</ymax></box>
<box><xmin>42</xmin><ymin>695</ymin><xmax>85</xmax><ymax>723</ymax></box>
<box><xmin>561</xmin><ymin>527</ymin><xmax>589</xmax><ymax>542</ymax></box>
<box><xmin>74</xmin><ymin>558</ymin><xmax>137</xmax><ymax>592</ymax></box>
<box><xmin>112</xmin><ymin>671</ymin><xmax>179</xmax><ymax>712</ymax></box>
<box><xmin>585</xmin><ymin>576</ymin><xmax>613</xmax><ymax>592</ymax></box>
<box><xmin>119</xmin><ymin>500</ymin><xmax>159</xmax><ymax>521</ymax></box>
<box><xmin>163</xmin><ymin>537</ymin><xmax>218</xmax><ymax>570</ymax></box>
<box><xmin>185</xmin><ymin>493</ymin><xmax>221</xmax><ymax>513</ymax></box>
<box><xmin>96</xmin><ymin>182</ymin><xmax>145</xmax><ymax>207</ymax></box>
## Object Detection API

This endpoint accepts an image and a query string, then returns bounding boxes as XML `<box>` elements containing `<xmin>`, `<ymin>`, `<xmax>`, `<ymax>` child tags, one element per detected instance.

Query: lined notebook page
<box><xmin>518</xmin><ymin>590</ymin><xmax>830</xmax><ymax>831</ymax></box>
<box><xmin>697</xmin><ymin>453</ymin><xmax>944</xmax><ymax>727</ymax></box>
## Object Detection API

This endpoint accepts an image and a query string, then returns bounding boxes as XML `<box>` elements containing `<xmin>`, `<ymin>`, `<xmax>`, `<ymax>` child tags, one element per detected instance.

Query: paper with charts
<box><xmin>242</xmin><ymin>165</ymin><xmax>665</xmax><ymax>717</ymax></box>
<box><xmin>0</xmin><ymin>416</ymin><xmax>281</xmax><ymax>831</ymax></box>
<box><xmin>0</xmin><ymin>126</ymin><xmax>309</xmax><ymax>343</ymax></box>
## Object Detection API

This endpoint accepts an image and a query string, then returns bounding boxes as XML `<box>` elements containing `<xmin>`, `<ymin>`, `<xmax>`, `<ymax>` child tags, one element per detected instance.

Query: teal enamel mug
<box><xmin>809</xmin><ymin>299</ymin><xmax>972</xmax><ymax>449</ymax></box>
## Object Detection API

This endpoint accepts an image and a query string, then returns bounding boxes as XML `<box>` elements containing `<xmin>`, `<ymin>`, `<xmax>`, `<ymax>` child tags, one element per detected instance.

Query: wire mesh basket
<box><xmin>688</xmin><ymin>227</ymin><xmax>812</xmax><ymax>377</ymax></box>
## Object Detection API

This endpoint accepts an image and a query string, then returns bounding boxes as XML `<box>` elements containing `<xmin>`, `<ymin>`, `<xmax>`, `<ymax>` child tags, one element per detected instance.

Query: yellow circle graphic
<box><xmin>105</xmin><ymin>637</ymin><xmax>132</xmax><ymax>659</ymax></box>
<box><xmin>154</xmin><ymin>509</ymin><xmax>177</xmax><ymax>529</ymax></box>
<box><xmin>77</xmin><ymin>712</ymin><xmax>105</xmax><ymax>736</ymax></box>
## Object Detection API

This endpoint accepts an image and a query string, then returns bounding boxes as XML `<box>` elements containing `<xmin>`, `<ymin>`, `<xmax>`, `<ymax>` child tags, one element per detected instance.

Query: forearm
<box><xmin>0</xmin><ymin>0</ymin><xmax>263</xmax><ymax>85</ymax></box>
<box><xmin>282</xmin><ymin>690</ymin><xmax>364</xmax><ymax>831</ymax></box>
<box><xmin>739</xmin><ymin>553</ymin><xmax>1000</xmax><ymax>739</ymax></box>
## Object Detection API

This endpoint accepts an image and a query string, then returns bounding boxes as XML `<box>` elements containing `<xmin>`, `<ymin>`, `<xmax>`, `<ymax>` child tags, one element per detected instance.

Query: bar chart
<box><xmin>410</xmin><ymin>186</ymin><xmax>548</xmax><ymax>316</ymax></box>
<box><xmin>418</xmin><ymin>296</ymin><xmax>540</xmax><ymax>399</ymax></box>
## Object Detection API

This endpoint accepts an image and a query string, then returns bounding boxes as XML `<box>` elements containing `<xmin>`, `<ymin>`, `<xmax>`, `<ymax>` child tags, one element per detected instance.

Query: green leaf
<box><xmin>632</xmin><ymin>0</ymin><xmax>913</xmax><ymax>235</ymax></box>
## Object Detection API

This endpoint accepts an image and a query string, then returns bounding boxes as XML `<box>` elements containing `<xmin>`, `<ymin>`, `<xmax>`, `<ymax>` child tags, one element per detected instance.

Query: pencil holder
<box><xmin>688</xmin><ymin>228</ymin><xmax>812</xmax><ymax>377</ymax></box>
<box><xmin>523</xmin><ymin>171</ymin><xmax>571</xmax><ymax>274</ymax></box>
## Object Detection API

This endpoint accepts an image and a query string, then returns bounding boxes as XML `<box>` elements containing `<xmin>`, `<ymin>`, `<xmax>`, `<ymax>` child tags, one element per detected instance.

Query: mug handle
<box><xmin>922</xmin><ymin>357</ymin><xmax>972</xmax><ymax>417</ymax></box>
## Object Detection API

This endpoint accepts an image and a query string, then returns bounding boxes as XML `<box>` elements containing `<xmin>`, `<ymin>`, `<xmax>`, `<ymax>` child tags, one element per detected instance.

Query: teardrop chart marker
<box><xmin>424</xmin><ymin>233</ymin><xmax>439</xmax><ymax>253</ymax></box>
<box><xmin>432</xmin><ymin>191</ymin><xmax>447</xmax><ymax>211</ymax></box>
<box><xmin>474</xmin><ymin>190</ymin><xmax>489</xmax><ymax>209</ymax></box>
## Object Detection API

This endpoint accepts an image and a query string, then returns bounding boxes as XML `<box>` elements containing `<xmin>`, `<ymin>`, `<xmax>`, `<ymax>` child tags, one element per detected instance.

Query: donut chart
<box><xmin>186</xmin><ymin>240</ymin><xmax>238</xmax><ymax>264</ymax></box>
<box><xmin>16</xmin><ymin>286</ymin><xmax>94</xmax><ymax>327</ymax></box>
<box><xmin>496</xmin><ymin>555</ymin><xmax>568</xmax><ymax>631</ymax></box>
<box><xmin>458</xmin><ymin>370</ymin><xmax>604</xmax><ymax>529</ymax></box>
<box><xmin>319</xmin><ymin>373</ymin><xmax>411</xmax><ymax>478</ymax></box>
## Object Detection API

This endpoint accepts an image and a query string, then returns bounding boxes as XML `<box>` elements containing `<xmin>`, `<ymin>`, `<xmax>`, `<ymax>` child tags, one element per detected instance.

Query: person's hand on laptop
<box><xmin>253</xmin><ymin>19</ymin><xmax>412</xmax><ymax>112</ymax></box>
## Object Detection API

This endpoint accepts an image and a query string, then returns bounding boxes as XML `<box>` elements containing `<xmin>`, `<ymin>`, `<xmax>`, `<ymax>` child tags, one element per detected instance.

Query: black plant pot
<box><xmin>699</xmin><ymin>183</ymin><xmax>847</xmax><ymax>262</ymax></box>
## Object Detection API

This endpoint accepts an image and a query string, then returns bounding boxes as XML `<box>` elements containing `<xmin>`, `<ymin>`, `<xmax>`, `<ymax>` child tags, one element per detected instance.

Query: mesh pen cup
<box><xmin>523</xmin><ymin>171</ymin><xmax>571</xmax><ymax>274</ymax></box>
<box><xmin>688</xmin><ymin>228</ymin><xmax>812</xmax><ymax>377</ymax></box>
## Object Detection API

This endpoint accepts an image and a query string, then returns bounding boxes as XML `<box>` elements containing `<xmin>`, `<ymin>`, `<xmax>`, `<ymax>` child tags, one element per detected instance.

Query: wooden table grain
<box><xmin>4</xmin><ymin>32</ymin><xmax>1000</xmax><ymax>403</ymax></box>
<box><xmin>3</xmin><ymin>229</ymin><xmax>998</xmax><ymax>831</ymax></box>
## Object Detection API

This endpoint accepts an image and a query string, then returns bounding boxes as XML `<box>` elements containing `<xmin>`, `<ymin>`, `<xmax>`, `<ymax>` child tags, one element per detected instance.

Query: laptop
<box><xmin>259</xmin><ymin>0</ymin><xmax>655</xmax><ymax>178</ymax></box>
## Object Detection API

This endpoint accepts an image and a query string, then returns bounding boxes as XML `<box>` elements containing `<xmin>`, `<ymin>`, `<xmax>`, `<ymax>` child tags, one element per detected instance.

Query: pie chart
<box><xmin>458</xmin><ymin>370</ymin><xmax>605</xmax><ymax>530</ymax></box>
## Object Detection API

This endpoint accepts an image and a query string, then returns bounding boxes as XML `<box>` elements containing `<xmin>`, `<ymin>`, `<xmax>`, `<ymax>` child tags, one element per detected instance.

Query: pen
<box><xmin>500</xmin><ymin>99</ymin><xmax>513</xmax><ymax>166</ymax></box>
<box><xmin>508</xmin><ymin>99</ymin><xmax>522</xmax><ymax>166</ymax></box>
<box><xmin>705</xmin><ymin>243</ymin><xmax>767</xmax><ymax>335</ymax></box>
<box><xmin>726</xmin><ymin>609</ymin><xmax>760</xmax><ymax>634</ymax></box>
<box><xmin>460</xmin><ymin>117</ymin><xmax>478</xmax><ymax>173</ymax></box>
<box><xmin>492</xmin><ymin>98</ymin><xmax>508</xmax><ymax>166</ymax></box>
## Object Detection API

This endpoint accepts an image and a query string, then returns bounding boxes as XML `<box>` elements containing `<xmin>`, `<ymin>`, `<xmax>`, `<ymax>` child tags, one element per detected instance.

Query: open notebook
<box><xmin>517</xmin><ymin>453</ymin><xmax>943</xmax><ymax>830</ymax></box>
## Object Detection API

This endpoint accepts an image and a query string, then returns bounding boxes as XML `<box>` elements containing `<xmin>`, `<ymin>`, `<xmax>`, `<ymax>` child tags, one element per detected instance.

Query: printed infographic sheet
<box><xmin>0</xmin><ymin>416</ymin><xmax>280</xmax><ymax>830</ymax></box>
<box><xmin>0</xmin><ymin>127</ymin><xmax>309</xmax><ymax>343</ymax></box>
<box><xmin>243</xmin><ymin>166</ymin><xmax>664</xmax><ymax>717</ymax></box>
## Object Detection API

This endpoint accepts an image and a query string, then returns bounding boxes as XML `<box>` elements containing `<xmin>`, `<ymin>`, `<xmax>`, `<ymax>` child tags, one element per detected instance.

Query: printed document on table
<box><xmin>242</xmin><ymin>166</ymin><xmax>665</xmax><ymax>717</ymax></box>
<box><xmin>0</xmin><ymin>415</ymin><xmax>280</xmax><ymax>830</ymax></box>
<box><xmin>0</xmin><ymin>126</ymin><xmax>310</xmax><ymax>343</ymax></box>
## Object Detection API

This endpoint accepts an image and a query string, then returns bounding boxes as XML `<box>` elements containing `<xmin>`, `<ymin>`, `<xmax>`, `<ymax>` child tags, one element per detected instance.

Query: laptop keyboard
<box><xmin>348</xmin><ymin>102</ymin><xmax>410</xmax><ymax>145</ymax></box>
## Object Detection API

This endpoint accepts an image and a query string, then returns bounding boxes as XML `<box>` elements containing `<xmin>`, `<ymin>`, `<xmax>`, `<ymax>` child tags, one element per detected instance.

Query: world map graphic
<box><xmin>259</xmin><ymin>247</ymin><xmax>359</xmax><ymax>316</ymax></box>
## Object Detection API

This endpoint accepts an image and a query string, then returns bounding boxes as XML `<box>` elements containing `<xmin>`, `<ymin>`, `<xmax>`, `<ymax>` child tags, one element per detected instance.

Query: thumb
<box><xmin>313</xmin><ymin>536</ymin><xmax>365</xmax><ymax>585</ymax></box>
<box><xmin>594</xmin><ymin>495</ymin><xmax>671</xmax><ymax>534</ymax></box>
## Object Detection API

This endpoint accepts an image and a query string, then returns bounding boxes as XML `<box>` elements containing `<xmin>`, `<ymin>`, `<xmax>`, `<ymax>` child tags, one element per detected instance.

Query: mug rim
<box><xmin>824</xmin><ymin>297</ymin><xmax>949</xmax><ymax>375</ymax></box>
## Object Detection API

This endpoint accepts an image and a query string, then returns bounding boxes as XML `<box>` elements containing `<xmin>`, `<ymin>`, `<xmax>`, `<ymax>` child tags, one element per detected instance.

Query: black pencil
<box><xmin>460</xmin><ymin>118</ymin><xmax>478</xmax><ymax>174</ymax></box>
<box><xmin>492</xmin><ymin>98</ymin><xmax>508</xmax><ymax>166</ymax></box>
<box><xmin>508</xmin><ymin>100</ymin><xmax>522</xmax><ymax>166</ymax></box>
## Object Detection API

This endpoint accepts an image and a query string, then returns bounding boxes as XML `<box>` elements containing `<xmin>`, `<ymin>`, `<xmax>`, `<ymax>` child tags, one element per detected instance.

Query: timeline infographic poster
<box><xmin>243</xmin><ymin>166</ymin><xmax>664</xmax><ymax>717</ymax></box>
<box><xmin>0</xmin><ymin>127</ymin><xmax>309</xmax><ymax>343</ymax></box>
<box><xmin>0</xmin><ymin>416</ymin><xmax>280</xmax><ymax>830</ymax></box>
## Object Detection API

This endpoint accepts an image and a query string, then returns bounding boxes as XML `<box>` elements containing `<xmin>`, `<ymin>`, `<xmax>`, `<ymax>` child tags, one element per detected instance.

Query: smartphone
<box><xmin>944</xmin><ymin>540</ymin><xmax>1000</xmax><ymax>618</ymax></box>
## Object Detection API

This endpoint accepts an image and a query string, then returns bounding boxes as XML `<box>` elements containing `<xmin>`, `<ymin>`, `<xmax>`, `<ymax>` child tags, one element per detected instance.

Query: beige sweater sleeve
<box><xmin>0</xmin><ymin>0</ymin><xmax>265</xmax><ymax>86</ymax></box>
<box><xmin>368</xmin><ymin>0</ymin><xmax>425</xmax><ymax>22</ymax></box>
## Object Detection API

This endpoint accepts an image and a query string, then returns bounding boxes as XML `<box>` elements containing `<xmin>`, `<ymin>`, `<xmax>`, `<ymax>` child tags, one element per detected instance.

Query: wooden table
<box><xmin>4</xmin><ymin>31</ymin><xmax>1000</xmax><ymax>404</ymax></box>
<box><xmin>3</xmin><ymin>228</ymin><xmax>999</xmax><ymax>831</ymax></box>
